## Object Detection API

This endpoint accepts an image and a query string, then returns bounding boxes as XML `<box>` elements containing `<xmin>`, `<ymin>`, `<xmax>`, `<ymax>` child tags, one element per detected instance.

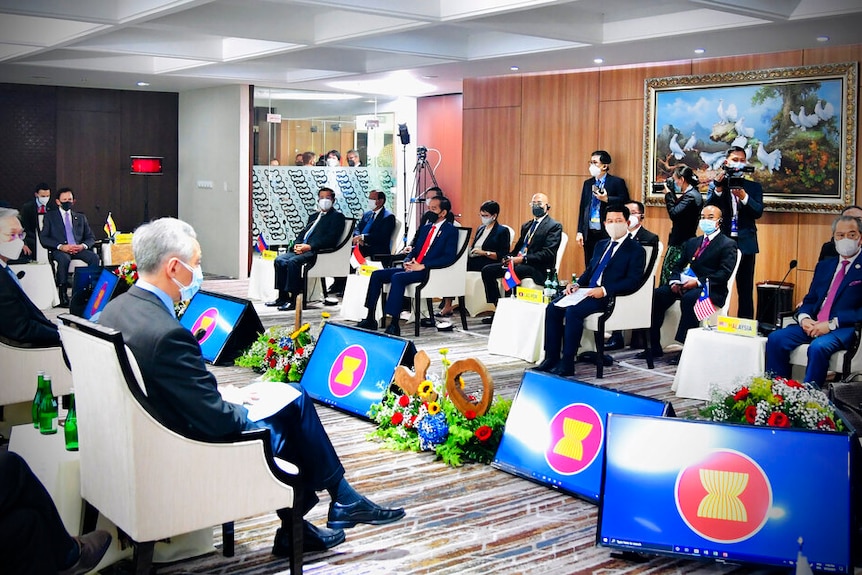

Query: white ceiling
<box><xmin>0</xmin><ymin>0</ymin><xmax>861</xmax><ymax>97</ymax></box>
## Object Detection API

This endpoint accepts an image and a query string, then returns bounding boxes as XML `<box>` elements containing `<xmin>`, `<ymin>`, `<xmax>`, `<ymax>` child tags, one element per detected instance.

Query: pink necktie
<box><xmin>817</xmin><ymin>259</ymin><xmax>849</xmax><ymax>322</ymax></box>
<box><xmin>693</xmin><ymin>236</ymin><xmax>710</xmax><ymax>259</ymax></box>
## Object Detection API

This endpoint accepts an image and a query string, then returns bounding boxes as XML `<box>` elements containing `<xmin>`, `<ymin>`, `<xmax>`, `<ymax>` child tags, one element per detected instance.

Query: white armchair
<box><xmin>521</xmin><ymin>232</ymin><xmax>569</xmax><ymax>291</ymax></box>
<box><xmin>0</xmin><ymin>336</ymin><xmax>72</xmax><ymax>410</ymax></box>
<box><xmin>303</xmin><ymin>218</ymin><xmax>355</xmax><ymax>306</ymax></box>
<box><xmin>779</xmin><ymin>313</ymin><xmax>862</xmax><ymax>383</ymax></box>
<box><xmin>57</xmin><ymin>314</ymin><xmax>303</xmax><ymax>575</ymax></box>
<box><xmin>583</xmin><ymin>242</ymin><xmax>663</xmax><ymax>377</ymax></box>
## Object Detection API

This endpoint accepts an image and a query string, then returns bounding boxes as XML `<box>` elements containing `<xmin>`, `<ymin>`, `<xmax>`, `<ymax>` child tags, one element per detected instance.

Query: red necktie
<box><xmin>416</xmin><ymin>225</ymin><xmax>437</xmax><ymax>263</ymax></box>
<box><xmin>38</xmin><ymin>205</ymin><xmax>46</xmax><ymax>214</ymax></box>
<box><xmin>817</xmin><ymin>259</ymin><xmax>849</xmax><ymax>322</ymax></box>
<box><xmin>693</xmin><ymin>236</ymin><xmax>710</xmax><ymax>259</ymax></box>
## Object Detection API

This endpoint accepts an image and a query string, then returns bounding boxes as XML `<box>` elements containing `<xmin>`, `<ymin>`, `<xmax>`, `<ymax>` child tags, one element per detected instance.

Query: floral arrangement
<box><xmin>368</xmin><ymin>349</ymin><xmax>512</xmax><ymax>467</ymax></box>
<box><xmin>234</xmin><ymin>320</ymin><xmax>319</xmax><ymax>382</ymax></box>
<box><xmin>699</xmin><ymin>374</ymin><xmax>845</xmax><ymax>432</ymax></box>
<box><xmin>113</xmin><ymin>260</ymin><xmax>139</xmax><ymax>286</ymax></box>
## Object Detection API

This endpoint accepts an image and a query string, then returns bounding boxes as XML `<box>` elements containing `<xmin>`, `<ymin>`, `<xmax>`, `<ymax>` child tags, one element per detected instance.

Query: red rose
<box><xmin>265</xmin><ymin>348</ymin><xmax>274</xmax><ymax>358</ymax></box>
<box><xmin>733</xmin><ymin>388</ymin><xmax>749</xmax><ymax>402</ymax></box>
<box><xmin>296</xmin><ymin>348</ymin><xmax>304</xmax><ymax>356</ymax></box>
<box><xmin>773</xmin><ymin>394</ymin><xmax>784</xmax><ymax>403</ymax></box>
<box><xmin>269</xmin><ymin>338</ymin><xmax>276</xmax><ymax>344</ymax></box>
<box><xmin>268</xmin><ymin>357</ymin><xmax>277</xmax><ymax>368</ymax></box>
<box><xmin>785</xmin><ymin>379</ymin><xmax>804</xmax><ymax>388</ymax></box>
<box><xmin>398</xmin><ymin>395</ymin><xmax>410</xmax><ymax>407</ymax></box>
<box><xmin>818</xmin><ymin>417</ymin><xmax>836</xmax><ymax>430</ymax></box>
<box><xmin>391</xmin><ymin>412</ymin><xmax>404</xmax><ymax>425</ymax></box>
<box><xmin>407</xmin><ymin>415</ymin><xmax>417</xmax><ymax>428</ymax></box>
<box><xmin>744</xmin><ymin>405</ymin><xmax>757</xmax><ymax>424</ymax></box>
<box><xmin>767</xmin><ymin>412</ymin><xmax>790</xmax><ymax>428</ymax></box>
<box><xmin>465</xmin><ymin>410</ymin><xmax>477</xmax><ymax>420</ymax></box>
<box><xmin>475</xmin><ymin>425</ymin><xmax>492</xmax><ymax>442</ymax></box>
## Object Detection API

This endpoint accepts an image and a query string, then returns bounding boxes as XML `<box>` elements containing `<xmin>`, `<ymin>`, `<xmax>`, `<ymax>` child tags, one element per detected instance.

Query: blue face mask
<box><xmin>699</xmin><ymin>219</ymin><xmax>718</xmax><ymax>235</ymax></box>
<box><xmin>172</xmin><ymin>259</ymin><xmax>203</xmax><ymax>301</ymax></box>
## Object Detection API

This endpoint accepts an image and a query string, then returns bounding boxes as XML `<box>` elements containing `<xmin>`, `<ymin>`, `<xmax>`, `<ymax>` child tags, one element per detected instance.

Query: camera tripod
<box><xmin>401</xmin><ymin>146</ymin><xmax>439</xmax><ymax>248</ymax></box>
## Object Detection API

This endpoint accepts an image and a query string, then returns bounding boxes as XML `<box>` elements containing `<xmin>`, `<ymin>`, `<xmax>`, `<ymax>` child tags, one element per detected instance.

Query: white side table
<box><xmin>10</xmin><ymin>262</ymin><xmax>59</xmax><ymax>309</ymax></box>
<box><xmin>248</xmin><ymin>254</ymin><xmax>279</xmax><ymax>302</ymax></box>
<box><xmin>487</xmin><ymin>297</ymin><xmax>546</xmax><ymax>363</ymax></box>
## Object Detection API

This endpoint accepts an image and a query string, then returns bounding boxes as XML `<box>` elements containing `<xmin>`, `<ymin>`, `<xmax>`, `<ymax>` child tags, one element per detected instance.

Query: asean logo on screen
<box><xmin>189</xmin><ymin>308</ymin><xmax>219</xmax><ymax>344</ymax></box>
<box><xmin>544</xmin><ymin>403</ymin><xmax>603</xmax><ymax>474</ymax></box>
<box><xmin>675</xmin><ymin>449</ymin><xmax>772</xmax><ymax>543</ymax></box>
<box><xmin>327</xmin><ymin>345</ymin><xmax>368</xmax><ymax>398</ymax></box>
<box><xmin>87</xmin><ymin>281</ymin><xmax>110</xmax><ymax>316</ymax></box>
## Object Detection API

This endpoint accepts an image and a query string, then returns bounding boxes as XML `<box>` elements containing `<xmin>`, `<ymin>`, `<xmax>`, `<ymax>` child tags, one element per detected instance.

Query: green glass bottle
<box><xmin>38</xmin><ymin>374</ymin><xmax>58</xmax><ymax>435</ymax></box>
<box><xmin>32</xmin><ymin>371</ymin><xmax>45</xmax><ymax>428</ymax></box>
<box><xmin>64</xmin><ymin>389</ymin><xmax>78</xmax><ymax>451</ymax></box>
<box><xmin>543</xmin><ymin>269</ymin><xmax>555</xmax><ymax>299</ymax></box>
<box><xmin>550</xmin><ymin>269</ymin><xmax>560</xmax><ymax>296</ymax></box>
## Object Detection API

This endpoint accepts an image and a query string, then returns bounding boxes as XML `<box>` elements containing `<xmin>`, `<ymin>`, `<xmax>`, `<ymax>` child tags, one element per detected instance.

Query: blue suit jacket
<box><xmin>706</xmin><ymin>179</ymin><xmax>763</xmax><ymax>255</ymax></box>
<box><xmin>798</xmin><ymin>256</ymin><xmax>862</xmax><ymax>328</ymax></box>
<box><xmin>408</xmin><ymin>221</ymin><xmax>459</xmax><ymax>268</ymax></box>
<box><xmin>354</xmin><ymin>207</ymin><xmax>395</xmax><ymax>257</ymax></box>
<box><xmin>577</xmin><ymin>236</ymin><xmax>645</xmax><ymax>298</ymax></box>
<box><xmin>40</xmin><ymin>208</ymin><xmax>96</xmax><ymax>251</ymax></box>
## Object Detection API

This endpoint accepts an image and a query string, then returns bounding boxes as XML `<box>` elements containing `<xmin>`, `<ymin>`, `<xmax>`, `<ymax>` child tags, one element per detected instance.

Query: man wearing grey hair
<box><xmin>99</xmin><ymin>218</ymin><xmax>403</xmax><ymax>556</ymax></box>
<box><xmin>0</xmin><ymin>207</ymin><xmax>61</xmax><ymax>344</ymax></box>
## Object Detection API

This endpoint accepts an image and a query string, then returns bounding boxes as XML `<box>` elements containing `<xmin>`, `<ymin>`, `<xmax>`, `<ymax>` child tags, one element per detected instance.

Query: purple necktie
<box><xmin>693</xmin><ymin>236</ymin><xmax>710</xmax><ymax>259</ymax></box>
<box><xmin>817</xmin><ymin>259</ymin><xmax>849</xmax><ymax>322</ymax></box>
<box><xmin>63</xmin><ymin>210</ymin><xmax>76</xmax><ymax>246</ymax></box>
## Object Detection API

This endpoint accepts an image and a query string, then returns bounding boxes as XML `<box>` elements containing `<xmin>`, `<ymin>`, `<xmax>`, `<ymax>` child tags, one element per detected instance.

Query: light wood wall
<box><xmin>463</xmin><ymin>45</ymin><xmax>862</xmax><ymax>312</ymax></box>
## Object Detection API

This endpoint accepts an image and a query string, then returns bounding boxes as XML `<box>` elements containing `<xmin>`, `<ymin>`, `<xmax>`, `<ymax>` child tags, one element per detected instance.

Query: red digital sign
<box><xmin>130</xmin><ymin>156</ymin><xmax>163</xmax><ymax>175</ymax></box>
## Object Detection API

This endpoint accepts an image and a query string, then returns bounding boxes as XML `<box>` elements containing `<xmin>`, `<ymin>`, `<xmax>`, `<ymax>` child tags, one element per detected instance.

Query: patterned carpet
<box><xmin>100</xmin><ymin>279</ymin><xmax>770</xmax><ymax>575</ymax></box>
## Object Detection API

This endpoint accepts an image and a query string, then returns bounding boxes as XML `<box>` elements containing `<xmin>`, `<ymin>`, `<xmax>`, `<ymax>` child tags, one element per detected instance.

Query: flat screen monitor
<box><xmin>82</xmin><ymin>268</ymin><xmax>120</xmax><ymax>320</ymax></box>
<box><xmin>492</xmin><ymin>371</ymin><xmax>673</xmax><ymax>503</ymax></box>
<box><xmin>300</xmin><ymin>322</ymin><xmax>408</xmax><ymax>419</ymax></box>
<box><xmin>130</xmin><ymin>156</ymin><xmax>163</xmax><ymax>175</ymax></box>
<box><xmin>179</xmin><ymin>290</ymin><xmax>251</xmax><ymax>364</ymax></box>
<box><xmin>598</xmin><ymin>414</ymin><xmax>854</xmax><ymax>572</ymax></box>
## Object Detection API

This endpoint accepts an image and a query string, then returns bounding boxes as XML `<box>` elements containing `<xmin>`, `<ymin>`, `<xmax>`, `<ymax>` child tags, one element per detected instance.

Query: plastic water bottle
<box><xmin>64</xmin><ymin>389</ymin><xmax>78</xmax><ymax>451</ymax></box>
<box><xmin>38</xmin><ymin>374</ymin><xmax>58</xmax><ymax>435</ymax></box>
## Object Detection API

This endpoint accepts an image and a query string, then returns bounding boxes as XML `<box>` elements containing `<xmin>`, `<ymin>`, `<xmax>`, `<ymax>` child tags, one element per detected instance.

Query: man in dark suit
<box><xmin>576</xmin><ymin>150</ymin><xmax>630</xmax><ymax>263</ymax></box>
<box><xmin>353</xmin><ymin>190</ymin><xmax>396</xmax><ymax>258</ymax></box>
<box><xmin>537</xmin><ymin>205</ymin><xmax>645</xmax><ymax>376</ymax></box>
<box><xmin>357</xmin><ymin>196</ymin><xmax>458</xmax><ymax>336</ymax></box>
<box><xmin>267</xmin><ymin>187</ymin><xmax>346</xmax><ymax>311</ymax></box>
<box><xmin>706</xmin><ymin>146</ymin><xmax>763</xmax><ymax>319</ymax></box>
<box><xmin>480</xmin><ymin>193</ymin><xmax>562</xmax><ymax>323</ymax></box>
<box><xmin>767</xmin><ymin>215</ymin><xmax>862</xmax><ymax>387</ymax></box>
<box><xmin>643</xmin><ymin>205</ymin><xmax>738</xmax><ymax>357</ymax></box>
<box><xmin>99</xmin><ymin>217</ymin><xmax>404</xmax><ymax>556</ymax></box>
<box><xmin>15</xmin><ymin>182</ymin><xmax>53</xmax><ymax>263</ymax></box>
<box><xmin>818</xmin><ymin>205</ymin><xmax>862</xmax><ymax>262</ymax></box>
<box><xmin>39</xmin><ymin>187</ymin><xmax>99</xmax><ymax>307</ymax></box>
<box><xmin>0</xmin><ymin>208</ymin><xmax>61</xmax><ymax>345</ymax></box>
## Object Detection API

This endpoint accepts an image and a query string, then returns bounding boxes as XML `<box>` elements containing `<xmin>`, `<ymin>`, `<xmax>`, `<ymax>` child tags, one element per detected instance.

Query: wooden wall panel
<box><xmin>804</xmin><ymin>45</ymin><xmax>862</xmax><ymax>66</ymax></box>
<box><xmin>462</xmin><ymin>107</ymin><xmax>521</xmax><ymax>222</ymax></box>
<box><xmin>418</xmin><ymin>94</ymin><xmax>463</xmax><ymax>209</ymax></box>
<box><xmin>521</xmin><ymin>73</ymin><xmax>598</xmax><ymax>177</ymax></box>
<box><xmin>598</xmin><ymin>99</ymin><xmax>643</xmax><ymax>199</ymax></box>
<box><xmin>797</xmin><ymin>213</ymin><xmax>836</xmax><ymax>271</ymax></box>
<box><xmin>692</xmin><ymin>51</ymin><xmax>804</xmax><ymax>75</ymax></box>
<box><xmin>755</xmin><ymin>211</ymin><xmax>801</xmax><ymax>299</ymax></box>
<box><xmin>463</xmin><ymin>76</ymin><xmax>521</xmax><ymax>109</ymax></box>
<box><xmin>598</xmin><ymin>63</ymin><xmax>692</xmax><ymax>102</ymax></box>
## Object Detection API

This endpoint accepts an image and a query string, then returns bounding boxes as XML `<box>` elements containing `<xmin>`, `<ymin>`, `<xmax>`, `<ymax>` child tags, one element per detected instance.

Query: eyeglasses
<box><xmin>2</xmin><ymin>231</ymin><xmax>26</xmax><ymax>240</ymax></box>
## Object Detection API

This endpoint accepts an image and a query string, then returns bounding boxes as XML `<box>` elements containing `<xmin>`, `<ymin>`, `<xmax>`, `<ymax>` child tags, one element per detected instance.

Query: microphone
<box><xmin>16</xmin><ymin>270</ymin><xmax>25</xmax><ymax>279</ymax></box>
<box><xmin>762</xmin><ymin>259</ymin><xmax>797</xmax><ymax>334</ymax></box>
<box><xmin>778</xmin><ymin>259</ymin><xmax>797</xmax><ymax>287</ymax></box>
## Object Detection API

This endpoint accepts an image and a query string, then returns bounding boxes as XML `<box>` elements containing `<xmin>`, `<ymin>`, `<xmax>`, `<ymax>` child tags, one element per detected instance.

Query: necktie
<box><xmin>415</xmin><ymin>224</ymin><xmax>437</xmax><ymax>263</ymax></box>
<box><xmin>817</xmin><ymin>259</ymin><xmax>849</xmax><ymax>322</ymax></box>
<box><xmin>588</xmin><ymin>241</ymin><xmax>617</xmax><ymax>287</ymax></box>
<box><xmin>38</xmin><ymin>205</ymin><xmax>46</xmax><ymax>214</ymax></box>
<box><xmin>518</xmin><ymin>220</ymin><xmax>538</xmax><ymax>256</ymax></box>
<box><xmin>302</xmin><ymin>214</ymin><xmax>321</xmax><ymax>243</ymax></box>
<box><xmin>693</xmin><ymin>236</ymin><xmax>710</xmax><ymax>259</ymax></box>
<box><xmin>63</xmin><ymin>210</ymin><xmax>76</xmax><ymax>246</ymax></box>
<box><xmin>361</xmin><ymin>212</ymin><xmax>375</xmax><ymax>235</ymax></box>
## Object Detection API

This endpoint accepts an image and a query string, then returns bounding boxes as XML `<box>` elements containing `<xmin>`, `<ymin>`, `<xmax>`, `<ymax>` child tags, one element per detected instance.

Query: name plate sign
<box><xmin>358</xmin><ymin>264</ymin><xmax>379</xmax><ymax>277</ymax></box>
<box><xmin>716</xmin><ymin>315</ymin><xmax>758</xmax><ymax>337</ymax></box>
<box><xmin>516</xmin><ymin>286</ymin><xmax>545</xmax><ymax>304</ymax></box>
<box><xmin>261</xmin><ymin>249</ymin><xmax>278</xmax><ymax>261</ymax></box>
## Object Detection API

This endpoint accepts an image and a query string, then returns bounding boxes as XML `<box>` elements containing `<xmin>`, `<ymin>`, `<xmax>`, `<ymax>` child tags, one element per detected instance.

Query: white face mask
<box><xmin>326</xmin><ymin>157</ymin><xmax>340</xmax><ymax>167</ymax></box>
<box><xmin>628</xmin><ymin>214</ymin><xmax>640</xmax><ymax>230</ymax></box>
<box><xmin>588</xmin><ymin>164</ymin><xmax>603</xmax><ymax>178</ymax></box>
<box><xmin>367</xmin><ymin>199</ymin><xmax>378</xmax><ymax>211</ymax></box>
<box><xmin>37</xmin><ymin>196</ymin><xmax>50</xmax><ymax>206</ymax></box>
<box><xmin>318</xmin><ymin>198</ymin><xmax>333</xmax><ymax>211</ymax></box>
<box><xmin>835</xmin><ymin>237</ymin><xmax>861</xmax><ymax>258</ymax></box>
<box><xmin>0</xmin><ymin>237</ymin><xmax>24</xmax><ymax>260</ymax></box>
<box><xmin>605</xmin><ymin>222</ymin><xmax>628</xmax><ymax>241</ymax></box>
<box><xmin>480</xmin><ymin>215</ymin><xmax>495</xmax><ymax>226</ymax></box>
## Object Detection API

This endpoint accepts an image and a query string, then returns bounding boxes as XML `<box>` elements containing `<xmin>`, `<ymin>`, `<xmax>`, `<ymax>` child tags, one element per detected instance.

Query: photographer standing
<box><xmin>660</xmin><ymin>165</ymin><xmax>703</xmax><ymax>285</ymax></box>
<box><xmin>706</xmin><ymin>145</ymin><xmax>763</xmax><ymax>319</ymax></box>
<box><xmin>576</xmin><ymin>150</ymin><xmax>629</xmax><ymax>263</ymax></box>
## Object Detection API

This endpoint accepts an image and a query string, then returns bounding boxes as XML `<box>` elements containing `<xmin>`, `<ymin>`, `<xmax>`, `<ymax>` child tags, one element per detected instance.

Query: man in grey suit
<box><xmin>99</xmin><ymin>218</ymin><xmax>404</xmax><ymax>556</ymax></box>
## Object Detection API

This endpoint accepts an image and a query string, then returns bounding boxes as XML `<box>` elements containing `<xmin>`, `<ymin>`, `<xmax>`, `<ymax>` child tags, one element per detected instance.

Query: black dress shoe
<box><xmin>534</xmin><ymin>358</ymin><xmax>558</xmax><ymax>372</ymax></box>
<box><xmin>481</xmin><ymin>314</ymin><xmax>495</xmax><ymax>325</ymax></box>
<box><xmin>549</xmin><ymin>362</ymin><xmax>574</xmax><ymax>377</ymax></box>
<box><xmin>277</xmin><ymin>302</ymin><xmax>297</xmax><ymax>311</ymax></box>
<box><xmin>635</xmin><ymin>350</ymin><xmax>662</xmax><ymax>360</ymax></box>
<box><xmin>385</xmin><ymin>323</ymin><xmax>401</xmax><ymax>336</ymax></box>
<box><xmin>356</xmin><ymin>318</ymin><xmax>378</xmax><ymax>331</ymax></box>
<box><xmin>669</xmin><ymin>355</ymin><xmax>681</xmax><ymax>366</ymax></box>
<box><xmin>604</xmin><ymin>336</ymin><xmax>625</xmax><ymax>351</ymax></box>
<box><xmin>327</xmin><ymin>497</ymin><xmax>405</xmax><ymax>529</ymax></box>
<box><xmin>272</xmin><ymin>521</ymin><xmax>346</xmax><ymax>556</ymax></box>
<box><xmin>265</xmin><ymin>299</ymin><xmax>288</xmax><ymax>307</ymax></box>
<box><xmin>420</xmin><ymin>317</ymin><xmax>436</xmax><ymax>328</ymax></box>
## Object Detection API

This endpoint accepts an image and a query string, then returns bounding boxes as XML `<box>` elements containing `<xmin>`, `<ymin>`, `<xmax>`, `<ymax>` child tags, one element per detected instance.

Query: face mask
<box><xmin>835</xmin><ymin>237</ymin><xmax>861</xmax><ymax>258</ymax></box>
<box><xmin>628</xmin><ymin>214</ymin><xmax>640</xmax><ymax>229</ymax></box>
<box><xmin>699</xmin><ymin>219</ymin><xmax>718</xmax><ymax>235</ymax></box>
<box><xmin>480</xmin><ymin>215</ymin><xmax>495</xmax><ymax>227</ymax></box>
<box><xmin>0</xmin><ymin>238</ymin><xmax>24</xmax><ymax>260</ymax></box>
<box><xmin>172</xmin><ymin>260</ymin><xmax>203</xmax><ymax>301</ymax></box>
<box><xmin>367</xmin><ymin>199</ymin><xmax>378</xmax><ymax>211</ymax></box>
<box><xmin>37</xmin><ymin>196</ymin><xmax>50</xmax><ymax>206</ymax></box>
<box><xmin>425</xmin><ymin>211</ymin><xmax>439</xmax><ymax>223</ymax></box>
<box><xmin>588</xmin><ymin>164</ymin><xmax>603</xmax><ymax>178</ymax></box>
<box><xmin>605</xmin><ymin>222</ymin><xmax>628</xmax><ymax>240</ymax></box>
<box><xmin>60</xmin><ymin>201</ymin><xmax>73</xmax><ymax>211</ymax></box>
<box><xmin>531</xmin><ymin>205</ymin><xmax>546</xmax><ymax>218</ymax></box>
<box><xmin>318</xmin><ymin>198</ymin><xmax>333</xmax><ymax>211</ymax></box>
<box><xmin>726</xmin><ymin>161</ymin><xmax>746</xmax><ymax>173</ymax></box>
<box><xmin>326</xmin><ymin>158</ymin><xmax>339</xmax><ymax>167</ymax></box>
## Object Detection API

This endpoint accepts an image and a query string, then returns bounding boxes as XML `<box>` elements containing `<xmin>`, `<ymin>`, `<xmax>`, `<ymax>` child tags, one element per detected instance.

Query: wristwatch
<box><xmin>829</xmin><ymin>317</ymin><xmax>839</xmax><ymax>331</ymax></box>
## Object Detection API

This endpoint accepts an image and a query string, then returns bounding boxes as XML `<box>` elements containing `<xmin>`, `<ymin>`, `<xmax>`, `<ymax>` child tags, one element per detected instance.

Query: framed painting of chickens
<box><xmin>643</xmin><ymin>62</ymin><xmax>857</xmax><ymax>213</ymax></box>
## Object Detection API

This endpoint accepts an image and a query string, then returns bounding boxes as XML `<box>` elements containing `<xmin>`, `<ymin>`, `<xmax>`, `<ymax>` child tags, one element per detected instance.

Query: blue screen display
<box><xmin>598</xmin><ymin>415</ymin><xmax>853</xmax><ymax>571</ymax></box>
<box><xmin>493</xmin><ymin>371</ymin><xmax>670</xmax><ymax>503</ymax></box>
<box><xmin>300</xmin><ymin>322</ymin><xmax>407</xmax><ymax>419</ymax></box>
<box><xmin>83</xmin><ymin>269</ymin><xmax>120</xmax><ymax>320</ymax></box>
<box><xmin>179</xmin><ymin>291</ymin><xmax>246</xmax><ymax>363</ymax></box>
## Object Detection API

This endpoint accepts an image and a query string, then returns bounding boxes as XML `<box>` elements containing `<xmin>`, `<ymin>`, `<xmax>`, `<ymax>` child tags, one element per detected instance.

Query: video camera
<box><xmin>417</xmin><ymin>146</ymin><xmax>428</xmax><ymax>161</ymax></box>
<box><xmin>720</xmin><ymin>163</ymin><xmax>755</xmax><ymax>189</ymax></box>
<box><xmin>651</xmin><ymin>180</ymin><xmax>675</xmax><ymax>193</ymax></box>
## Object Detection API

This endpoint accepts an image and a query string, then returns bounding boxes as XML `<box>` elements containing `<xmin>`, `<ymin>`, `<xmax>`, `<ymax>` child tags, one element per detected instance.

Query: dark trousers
<box><xmin>480</xmin><ymin>262</ymin><xmax>541</xmax><ymax>304</ymax></box>
<box><xmin>543</xmin><ymin>296</ymin><xmax>606</xmax><ymax>365</ymax></box>
<box><xmin>51</xmin><ymin>249</ymin><xmax>99</xmax><ymax>286</ymax></box>
<box><xmin>649</xmin><ymin>284</ymin><xmax>702</xmax><ymax>349</ymax></box>
<box><xmin>273</xmin><ymin>251</ymin><xmax>316</xmax><ymax>300</ymax></box>
<box><xmin>252</xmin><ymin>385</ymin><xmax>345</xmax><ymax>516</ymax></box>
<box><xmin>735</xmin><ymin>251</ymin><xmax>756</xmax><ymax>319</ymax></box>
<box><xmin>765</xmin><ymin>324</ymin><xmax>856</xmax><ymax>387</ymax></box>
<box><xmin>583</xmin><ymin>228</ymin><xmax>608</xmax><ymax>266</ymax></box>
<box><xmin>364</xmin><ymin>267</ymin><xmax>428</xmax><ymax>318</ymax></box>
<box><xmin>0</xmin><ymin>452</ymin><xmax>76</xmax><ymax>575</ymax></box>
